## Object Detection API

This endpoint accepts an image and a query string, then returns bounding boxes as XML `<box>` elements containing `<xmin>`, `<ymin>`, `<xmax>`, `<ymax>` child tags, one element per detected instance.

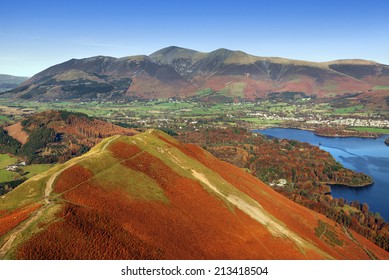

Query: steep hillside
<box><xmin>152</xmin><ymin>48</ymin><xmax>388</xmax><ymax>101</ymax></box>
<box><xmin>4</xmin><ymin>55</ymin><xmax>194</xmax><ymax>101</ymax></box>
<box><xmin>1</xmin><ymin>110</ymin><xmax>137</xmax><ymax>164</ymax></box>
<box><xmin>178</xmin><ymin>127</ymin><xmax>389</xmax><ymax>250</ymax></box>
<box><xmin>0</xmin><ymin>130</ymin><xmax>387</xmax><ymax>259</ymax></box>
<box><xmin>3</xmin><ymin>47</ymin><xmax>389</xmax><ymax>102</ymax></box>
<box><xmin>149</xmin><ymin>46</ymin><xmax>205</xmax><ymax>77</ymax></box>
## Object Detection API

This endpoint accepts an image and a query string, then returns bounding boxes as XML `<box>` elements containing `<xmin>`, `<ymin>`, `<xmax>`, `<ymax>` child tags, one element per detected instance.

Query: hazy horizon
<box><xmin>1</xmin><ymin>0</ymin><xmax>389</xmax><ymax>76</ymax></box>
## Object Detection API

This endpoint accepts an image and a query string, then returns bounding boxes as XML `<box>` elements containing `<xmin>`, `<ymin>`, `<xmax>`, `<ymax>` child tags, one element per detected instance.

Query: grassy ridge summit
<box><xmin>149</xmin><ymin>46</ymin><xmax>205</xmax><ymax>69</ymax></box>
<box><xmin>0</xmin><ymin>110</ymin><xmax>137</xmax><ymax>195</ymax></box>
<box><xmin>3</xmin><ymin>46</ymin><xmax>389</xmax><ymax>102</ymax></box>
<box><xmin>0</xmin><ymin>130</ymin><xmax>388</xmax><ymax>259</ymax></box>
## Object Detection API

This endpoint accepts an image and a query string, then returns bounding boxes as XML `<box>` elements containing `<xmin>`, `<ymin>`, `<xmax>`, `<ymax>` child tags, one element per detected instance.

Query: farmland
<box><xmin>0</xmin><ymin>97</ymin><xmax>388</xmax><ymax>135</ymax></box>
<box><xmin>0</xmin><ymin>153</ymin><xmax>54</xmax><ymax>195</ymax></box>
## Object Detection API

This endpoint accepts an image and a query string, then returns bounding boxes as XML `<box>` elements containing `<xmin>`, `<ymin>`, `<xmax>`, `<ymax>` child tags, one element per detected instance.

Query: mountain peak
<box><xmin>151</xmin><ymin>45</ymin><xmax>200</xmax><ymax>56</ymax></box>
<box><xmin>150</xmin><ymin>46</ymin><xmax>203</xmax><ymax>64</ymax></box>
<box><xmin>212</xmin><ymin>47</ymin><xmax>235</xmax><ymax>53</ymax></box>
<box><xmin>206</xmin><ymin>48</ymin><xmax>258</xmax><ymax>65</ymax></box>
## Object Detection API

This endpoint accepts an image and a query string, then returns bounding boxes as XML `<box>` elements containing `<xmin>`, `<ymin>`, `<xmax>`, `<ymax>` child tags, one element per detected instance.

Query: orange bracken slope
<box><xmin>1</xmin><ymin>130</ymin><xmax>388</xmax><ymax>259</ymax></box>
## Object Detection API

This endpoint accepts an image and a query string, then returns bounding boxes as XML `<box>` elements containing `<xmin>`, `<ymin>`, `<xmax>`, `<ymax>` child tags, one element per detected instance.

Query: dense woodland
<box><xmin>0</xmin><ymin>128</ymin><xmax>21</xmax><ymax>154</ymax></box>
<box><xmin>0</xmin><ymin>110</ymin><xmax>135</xmax><ymax>165</ymax></box>
<box><xmin>1</xmin><ymin>120</ymin><xmax>83</xmax><ymax>164</ymax></box>
<box><xmin>314</xmin><ymin>126</ymin><xmax>379</xmax><ymax>138</ymax></box>
<box><xmin>0</xmin><ymin>179</ymin><xmax>26</xmax><ymax>196</ymax></box>
<box><xmin>178</xmin><ymin>127</ymin><xmax>389</xmax><ymax>250</ymax></box>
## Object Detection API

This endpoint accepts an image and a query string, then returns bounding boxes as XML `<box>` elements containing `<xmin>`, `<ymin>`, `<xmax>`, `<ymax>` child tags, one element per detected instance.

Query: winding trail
<box><xmin>190</xmin><ymin>169</ymin><xmax>333</xmax><ymax>259</ymax></box>
<box><xmin>318</xmin><ymin>223</ymin><xmax>328</xmax><ymax>240</ymax></box>
<box><xmin>342</xmin><ymin>226</ymin><xmax>376</xmax><ymax>260</ymax></box>
<box><xmin>0</xmin><ymin>135</ymin><xmax>120</xmax><ymax>258</ymax></box>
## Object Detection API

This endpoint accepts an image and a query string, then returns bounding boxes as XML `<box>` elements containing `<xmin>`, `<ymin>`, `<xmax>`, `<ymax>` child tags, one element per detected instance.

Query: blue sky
<box><xmin>1</xmin><ymin>0</ymin><xmax>389</xmax><ymax>76</ymax></box>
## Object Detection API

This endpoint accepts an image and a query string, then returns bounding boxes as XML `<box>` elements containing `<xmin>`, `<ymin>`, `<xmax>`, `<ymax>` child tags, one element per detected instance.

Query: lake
<box><xmin>254</xmin><ymin>128</ymin><xmax>389</xmax><ymax>221</ymax></box>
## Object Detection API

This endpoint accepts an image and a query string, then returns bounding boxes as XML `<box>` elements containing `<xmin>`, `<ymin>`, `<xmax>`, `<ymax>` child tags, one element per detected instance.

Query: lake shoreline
<box><xmin>256</xmin><ymin>127</ymin><xmax>389</xmax><ymax>221</ymax></box>
<box><xmin>325</xmin><ymin>181</ymin><xmax>374</xmax><ymax>189</ymax></box>
<box><xmin>253</xmin><ymin>125</ymin><xmax>385</xmax><ymax>140</ymax></box>
<box><xmin>313</xmin><ymin>132</ymin><xmax>378</xmax><ymax>139</ymax></box>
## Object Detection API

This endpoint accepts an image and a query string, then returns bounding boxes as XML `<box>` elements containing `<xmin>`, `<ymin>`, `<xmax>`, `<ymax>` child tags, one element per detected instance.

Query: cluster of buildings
<box><xmin>6</xmin><ymin>161</ymin><xmax>26</xmax><ymax>172</ymax></box>
<box><xmin>248</xmin><ymin>112</ymin><xmax>389</xmax><ymax>128</ymax></box>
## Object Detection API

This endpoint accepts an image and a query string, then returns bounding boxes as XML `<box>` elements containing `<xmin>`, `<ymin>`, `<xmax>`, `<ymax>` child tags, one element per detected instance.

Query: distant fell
<box><xmin>3</xmin><ymin>46</ymin><xmax>389</xmax><ymax>102</ymax></box>
<box><xmin>0</xmin><ymin>74</ymin><xmax>29</xmax><ymax>93</ymax></box>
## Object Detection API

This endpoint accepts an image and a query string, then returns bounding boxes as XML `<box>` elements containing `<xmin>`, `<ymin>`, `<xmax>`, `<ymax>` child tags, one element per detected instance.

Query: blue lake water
<box><xmin>254</xmin><ymin>128</ymin><xmax>389</xmax><ymax>221</ymax></box>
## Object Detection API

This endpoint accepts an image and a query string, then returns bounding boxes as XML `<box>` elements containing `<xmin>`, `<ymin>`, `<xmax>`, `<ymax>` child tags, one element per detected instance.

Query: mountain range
<box><xmin>1</xmin><ymin>130</ymin><xmax>388</xmax><ymax>259</ymax></box>
<box><xmin>3</xmin><ymin>46</ymin><xmax>389</xmax><ymax>102</ymax></box>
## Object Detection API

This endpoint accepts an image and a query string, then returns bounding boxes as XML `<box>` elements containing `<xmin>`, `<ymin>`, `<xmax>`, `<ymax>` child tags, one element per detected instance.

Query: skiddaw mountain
<box><xmin>3</xmin><ymin>46</ymin><xmax>389</xmax><ymax>103</ymax></box>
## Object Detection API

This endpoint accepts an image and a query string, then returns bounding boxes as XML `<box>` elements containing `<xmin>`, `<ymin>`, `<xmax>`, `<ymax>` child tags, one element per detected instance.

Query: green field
<box><xmin>23</xmin><ymin>164</ymin><xmax>54</xmax><ymax>178</ymax></box>
<box><xmin>0</xmin><ymin>154</ymin><xmax>19</xmax><ymax>182</ymax></box>
<box><xmin>221</xmin><ymin>82</ymin><xmax>246</xmax><ymax>98</ymax></box>
<box><xmin>0</xmin><ymin>153</ymin><xmax>54</xmax><ymax>183</ymax></box>
<box><xmin>0</xmin><ymin>154</ymin><xmax>18</xmax><ymax>168</ymax></box>
<box><xmin>196</xmin><ymin>88</ymin><xmax>213</xmax><ymax>96</ymax></box>
<box><xmin>238</xmin><ymin>118</ymin><xmax>283</xmax><ymax>126</ymax></box>
<box><xmin>373</xmin><ymin>86</ymin><xmax>389</xmax><ymax>90</ymax></box>
<box><xmin>0</xmin><ymin>169</ymin><xmax>19</xmax><ymax>183</ymax></box>
<box><xmin>333</xmin><ymin>105</ymin><xmax>364</xmax><ymax>114</ymax></box>
<box><xmin>349</xmin><ymin>127</ymin><xmax>389</xmax><ymax>134</ymax></box>
<box><xmin>0</xmin><ymin>115</ymin><xmax>10</xmax><ymax>124</ymax></box>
